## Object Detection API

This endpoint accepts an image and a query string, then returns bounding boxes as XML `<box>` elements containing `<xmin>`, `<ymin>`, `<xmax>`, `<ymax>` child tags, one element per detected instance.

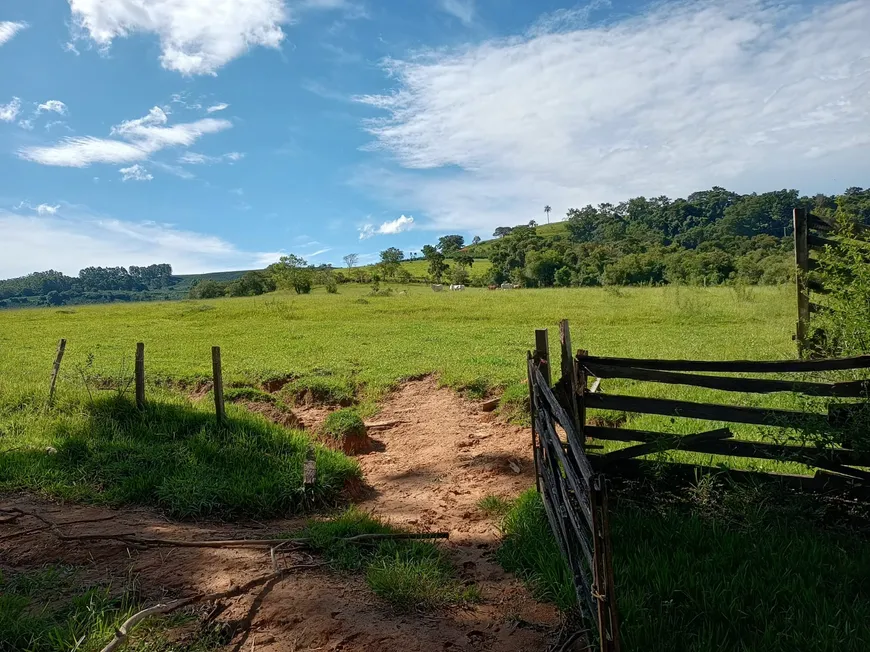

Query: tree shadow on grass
<box><xmin>0</xmin><ymin>394</ymin><xmax>359</xmax><ymax>520</ymax></box>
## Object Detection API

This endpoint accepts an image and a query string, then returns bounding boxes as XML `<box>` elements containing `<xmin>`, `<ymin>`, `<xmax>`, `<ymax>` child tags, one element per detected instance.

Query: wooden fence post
<box><xmin>535</xmin><ymin>328</ymin><xmax>551</xmax><ymax>386</ymax></box>
<box><xmin>591</xmin><ymin>474</ymin><xmax>621</xmax><ymax>652</ymax></box>
<box><xmin>135</xmin><ymin>342</ymin><xmax>145</xmax><ymax>409</ymax></box>
<box><xmin>794</xmin><ymin>207</ymin><xmax>810</xmax><ymax>356</ymax></box>
<box><xmin>212</xmin><ymin>346</ymin><xmax>226</xmax><ymax>425</ymax></box>
<box><xmin>47</xmin><ymin>338</ymin><xmax>67</xmax><ymax>407</ymax></box>
<box><xmin>527</xmin><ymin>351</ymin><xmax>541</xmax><ymax>493</ymax></box>
<box><xmin>559</xmin><ymin>320</ymin><xmax>581</xmax><ymax>434</ymax></box>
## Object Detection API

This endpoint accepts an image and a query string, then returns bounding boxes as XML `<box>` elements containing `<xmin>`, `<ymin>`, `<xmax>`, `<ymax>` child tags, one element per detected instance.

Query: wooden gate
<box><xmin>528</xmin><ymin>321</ymin><xmax>620</xmax><ymax>652</ymax></box>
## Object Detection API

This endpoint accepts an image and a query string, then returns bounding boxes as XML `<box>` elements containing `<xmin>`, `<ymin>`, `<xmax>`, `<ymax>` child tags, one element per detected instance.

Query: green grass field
<box><xmin>3</xmin><ymin>283</ymin><xmax>869</xmax><ymax>651</ymax></box>
<box><xmin>0</xmin><ymin>282</ymin><xmax>830</xmax><ymax>477</ymax></box>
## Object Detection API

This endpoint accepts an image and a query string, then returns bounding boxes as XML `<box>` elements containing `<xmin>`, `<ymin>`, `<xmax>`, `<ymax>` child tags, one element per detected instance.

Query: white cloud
<box><xmin>439</xmin><ymin>0</ymin><xmax>474</xmax><ymax>25</ymax></box>
<box><xmin>19</xmin><ymin>105</ymin><xmax>231</xmax><ymax>167</ymax></box>
<box><xmin>37</xmin><ymin>204</ymin><xmax>60</xmax><ymax>216</ymax></box>
<box><xmin>45</xmin><ymin>120</ymin><xmax>70</xmax><ymax>132</ymax></box>
<box><xmin>358</xmin><ymin>214</ymin><xmax>414</xmax><ymax>239</ymax></box>
<box><xmin>206</xmin><ymin>102</ymin><xmax>229</xmax><ymax>112</ymax></box>
<box><xmin>298</xmin><ymin>0</ymin><xmax>368</xmax><ymax>19</ymax></box>
<box><xmin>36</xmin><ymin>100</ymin><xmax>67</xmax><ymax>115</ymax></box>
<box><xmin>0</xmin><ymin>21</ymin><xmax>27</xmax><ymax>46</ymax></box>
<box><xmin>357</xmin><ymin>0</ymin><xmax>870</xmax><ymax>232</ymax></box>
<box><xmin>0</xmin><ymin>206</ymin><xmax>281</xmax><ymax>277</ymax></box>
<box><xmin>179</xmin><ymin>150</ymin><xmax>244</xmax><ymax>164</ymax></box>
<box><xmin>13</xmin><ymin>201</ymin><xmax>61</xmax><ymax>216</ymax></box>
<box><xmin>120</xmin><ymin>164</ymin><xmax>154</xmax><ymax>181</ymax></box>
<box><xmin>0</xmin><ymin>97</ymin><xmax>21</xmax><ymax>122</ymax></box>
<box><xmin>68</xmin><ymin>0</ymin><xmax>287</xmax><ymax>75</ymax></box>
<box><xmin>150</xmin><ymin>161</ymin><xmax>196</xmax><ymax>179</ymax></box>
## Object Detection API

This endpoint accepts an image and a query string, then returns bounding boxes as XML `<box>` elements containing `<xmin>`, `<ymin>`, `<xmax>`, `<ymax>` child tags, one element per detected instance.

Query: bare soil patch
<box><xmin>1</xmin><ymin>377</ymin><xmax>557</xmax><ymax>651</ymax></box>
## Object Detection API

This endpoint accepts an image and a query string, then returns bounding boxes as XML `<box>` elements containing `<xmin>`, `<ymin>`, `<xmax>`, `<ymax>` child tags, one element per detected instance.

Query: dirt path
<box><xmin>0</xmin><ymin>379</ymin><xmax>558</xmax><ymax>651</ymax></box>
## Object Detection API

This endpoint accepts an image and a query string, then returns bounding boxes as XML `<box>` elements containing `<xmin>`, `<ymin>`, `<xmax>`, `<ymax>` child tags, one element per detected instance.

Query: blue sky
<box><xmin>0</xmin><ymin>0</ymin><xmax>868</xmax><ymax>277</ymax></box>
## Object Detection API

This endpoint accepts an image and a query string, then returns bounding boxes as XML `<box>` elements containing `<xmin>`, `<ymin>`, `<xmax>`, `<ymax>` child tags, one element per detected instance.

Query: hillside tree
<box><xmin>438</xmin><ymin>235</ymin><xmax>464</xmax><ymax>254</ymax></box>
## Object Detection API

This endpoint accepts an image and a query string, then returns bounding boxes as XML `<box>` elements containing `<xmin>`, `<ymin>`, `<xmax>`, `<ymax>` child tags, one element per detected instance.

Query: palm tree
<box><xmin>544</xmin><ymin>205</ymin><xmax>551</xmax><ymax>225</ymax></box>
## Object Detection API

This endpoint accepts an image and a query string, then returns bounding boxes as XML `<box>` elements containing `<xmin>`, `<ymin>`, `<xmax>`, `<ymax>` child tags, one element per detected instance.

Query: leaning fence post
<box><xmin>794</xmin><ymin>207</ymin><xmax>810</xmax><ymax>356</ymax></box>
<box><xmin>212</xmin><ymin>346</ymin><xmax>226</xmax><ymax>425</ymax></box>
<box><xmin>135</xmin><ymin>342</ymin><xmax>145</xmax><ymax>409</ymax></box>
<box><xmin>527</xmin><ymin>351</ymin><xmax>541</xmax><ymax>493</ymax></box>
<box><xmin>535</xmin><ymin>328</ymin><xmax>551</xmax><ymax>386</ymax></box>
<box><xmin>47</xmin><ymin>338</ymin><xmax>67</xmax><ymax>407</ymax></box>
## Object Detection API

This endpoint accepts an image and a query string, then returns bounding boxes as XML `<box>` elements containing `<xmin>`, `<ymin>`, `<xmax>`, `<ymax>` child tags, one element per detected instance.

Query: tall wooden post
<box><xmin>134</xmin><ymin>342</ymin><xmax>145</xmax><ymax>409</ymax></box>
<box><xmin>534</xmin><ymin>328</ymin><xmax>551</xmax><ymax>386</ymax></box>
<box><xmin>794</xmin><ymin>207</ymin><xmax>810</xmax><ymax>356</ymax></box>
<box><xmin>48</xmin><ymin>338</ymin><xmax>66</xmax><ymax>407</ymax></box>
<box><xmin>212</xmin><ymin>346</ymin><xmax>226</xmax><ymax>425</ymax></box>
<box><xmin>591</xmin><ymin>474</ymin><xmax>621</xmax><ymax>652</ymax></box>
<box><xmin>559</xmin><ymin>320</ymin><xmax>580</xmax><ymax>434</ymax></box>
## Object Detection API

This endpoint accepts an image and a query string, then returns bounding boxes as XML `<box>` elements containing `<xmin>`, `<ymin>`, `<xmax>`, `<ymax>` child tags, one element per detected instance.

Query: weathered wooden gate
<box><xmin>528</xmin><ymin>321</ymin><xmax>620</xmax><ymax>652</ymax></box>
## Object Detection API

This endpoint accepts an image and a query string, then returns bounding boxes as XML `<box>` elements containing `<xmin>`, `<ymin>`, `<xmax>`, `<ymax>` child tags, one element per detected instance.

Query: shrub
<box><xmin>226</xmin><ymin>271</ymin><xmax>276</xmax><ymax>297</ymax></box>
<box><xmin>188</xmin><ymin>279</ymin><xmax>226</xmax><ymax>299</ymax></box>
<box><xmin>554</xmin><ymin>266</ymin><xmax>573</xmax><ymax>287</ymax></box>
<box><xmin>451</xmin><ymin>266</ymin><xmax>470</xmax><ymax>285</ymax></box>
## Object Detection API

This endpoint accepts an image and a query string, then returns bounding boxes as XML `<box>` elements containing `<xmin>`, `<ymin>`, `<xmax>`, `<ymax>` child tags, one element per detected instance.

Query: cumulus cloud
<box><xmin>36</xmin><ymin>100</ymin><xmax>67</xmax><ymax>115</ymax></box>
<box><xmin>0</xmin><ymin>21</ymin><xmax>27</xmax><ymax>46</ymax></box>
<box><xmin>18</xmin><ymin>105</ymin><xmax>231</xmax><ymax>167</ymax></box>
<box><xmin>439</xmin><ymin>0</ymin><xmax>474</xmax><ymax>25</ymax></box>
<box><xmin>0</xmin><ymin>206</ymin><xmax>281</xmax><ymax>277</ymax></box>
<box><xmin>357</xmin><ymin>0</ymin><xmax>870</xmax><ymax>232</ymax></box>
<box><xmin>68</xmin><ymin>0</ymin><xmax>288</xmax><ymax>75</ymax></box>
<box><xmin>0</xmin><ymin>97</ymin><xmax>21</xmax><ymax>122</ymax></box>
<box><xmin>178</xmin><ymin>150</ymin><xmax>244</xmax><ymax>164</ymax></box>
<box><xmin>206</xmin><ymin>102</ymin><xmax>229</xmax><ymax>112</ymax></box>
<box><xmin>120</xmin><ymin>164</ymin><xmax>154</xmax><ymax>181</ymax></box>
<box><xmin>358</xmin><ymin>215</ymin><xmax>414</xmax><ymax>240</ymax></box>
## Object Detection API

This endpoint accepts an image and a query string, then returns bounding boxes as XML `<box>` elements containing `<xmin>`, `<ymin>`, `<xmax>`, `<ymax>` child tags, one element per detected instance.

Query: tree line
<box><xmin>0</xmin><ymin>264</ymin><xmax>175</xmax><ymax>307</ymax></box>
<box><xmin>473</xmin><ymin>186</ymin><xmax>869</xmax><ymax>287</ymax></box>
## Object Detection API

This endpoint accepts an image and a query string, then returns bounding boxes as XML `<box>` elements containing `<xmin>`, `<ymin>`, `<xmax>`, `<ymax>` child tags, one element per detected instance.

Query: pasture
<box><xmin>3</xmin><ymin>283</ymin><xmax>870</xmax><ymax>652</ymax></box>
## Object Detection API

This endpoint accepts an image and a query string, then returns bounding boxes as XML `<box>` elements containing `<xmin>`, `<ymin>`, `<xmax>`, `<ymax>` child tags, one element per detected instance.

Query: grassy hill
<box><xmin>463</xmin><ymin>221</ymin><xmax>569</xmax><ymax>258</ymax></box>
<box><xmin>357</xmin><ymin>258</ymin><xmax>492</xmax><ymax>282</ymax></box>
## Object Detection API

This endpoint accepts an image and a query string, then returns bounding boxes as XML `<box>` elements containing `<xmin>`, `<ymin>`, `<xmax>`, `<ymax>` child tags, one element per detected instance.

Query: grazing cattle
<box><xmin>449</xmin><ymin>284</ymin><xmax>465</xmax><ymax>291</ymax></box>
<box><xmin>431</xmin><ymin>284</ymin><xmax>443</xmax><ymax>292</ymax></box>
<box><xmin>500</xmin><ymin>282</ymin><xmax>514</xmax><ymax>290</ymax></box>
<box><xmin>487</xmin><ymin>284</ymin><xmax>498</xmax><ymax>290</ymax></box>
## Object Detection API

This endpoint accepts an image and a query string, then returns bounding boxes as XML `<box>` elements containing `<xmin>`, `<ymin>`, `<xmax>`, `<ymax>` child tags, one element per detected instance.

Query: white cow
<box><xmin>500</xmin><ymin>282</ymin><xmax>513</xmax><ymax>290</ymax></box>
<box><xmin>450</xmin><ymin>284</ymin><xmax>465</xmax><ymax>291</ymax></box>
<box><xmin>431</xmin><ymin>284</ymin><xmax>443</xmax><ymax>292</ymax></box>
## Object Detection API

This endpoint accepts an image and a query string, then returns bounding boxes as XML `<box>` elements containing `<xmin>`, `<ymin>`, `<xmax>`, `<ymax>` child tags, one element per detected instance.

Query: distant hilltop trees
<box><xmin>0</xmin><ymin>263</ymin><xmax>174</xmax><ymax>307</ymax></box>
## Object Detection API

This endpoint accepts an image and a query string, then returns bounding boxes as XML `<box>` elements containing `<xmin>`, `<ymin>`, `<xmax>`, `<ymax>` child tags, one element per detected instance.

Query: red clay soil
<box><xmin>0</xmin><ymin>378</ymin><xmax>560</xmax><ymax>651</ymax></box>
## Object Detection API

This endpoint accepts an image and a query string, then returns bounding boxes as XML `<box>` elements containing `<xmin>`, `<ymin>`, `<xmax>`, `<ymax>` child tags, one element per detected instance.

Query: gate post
<box><xmin>794</xmin><ymin>207</ymin><xmax>810</xmax><ymax>356</ymax></box>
